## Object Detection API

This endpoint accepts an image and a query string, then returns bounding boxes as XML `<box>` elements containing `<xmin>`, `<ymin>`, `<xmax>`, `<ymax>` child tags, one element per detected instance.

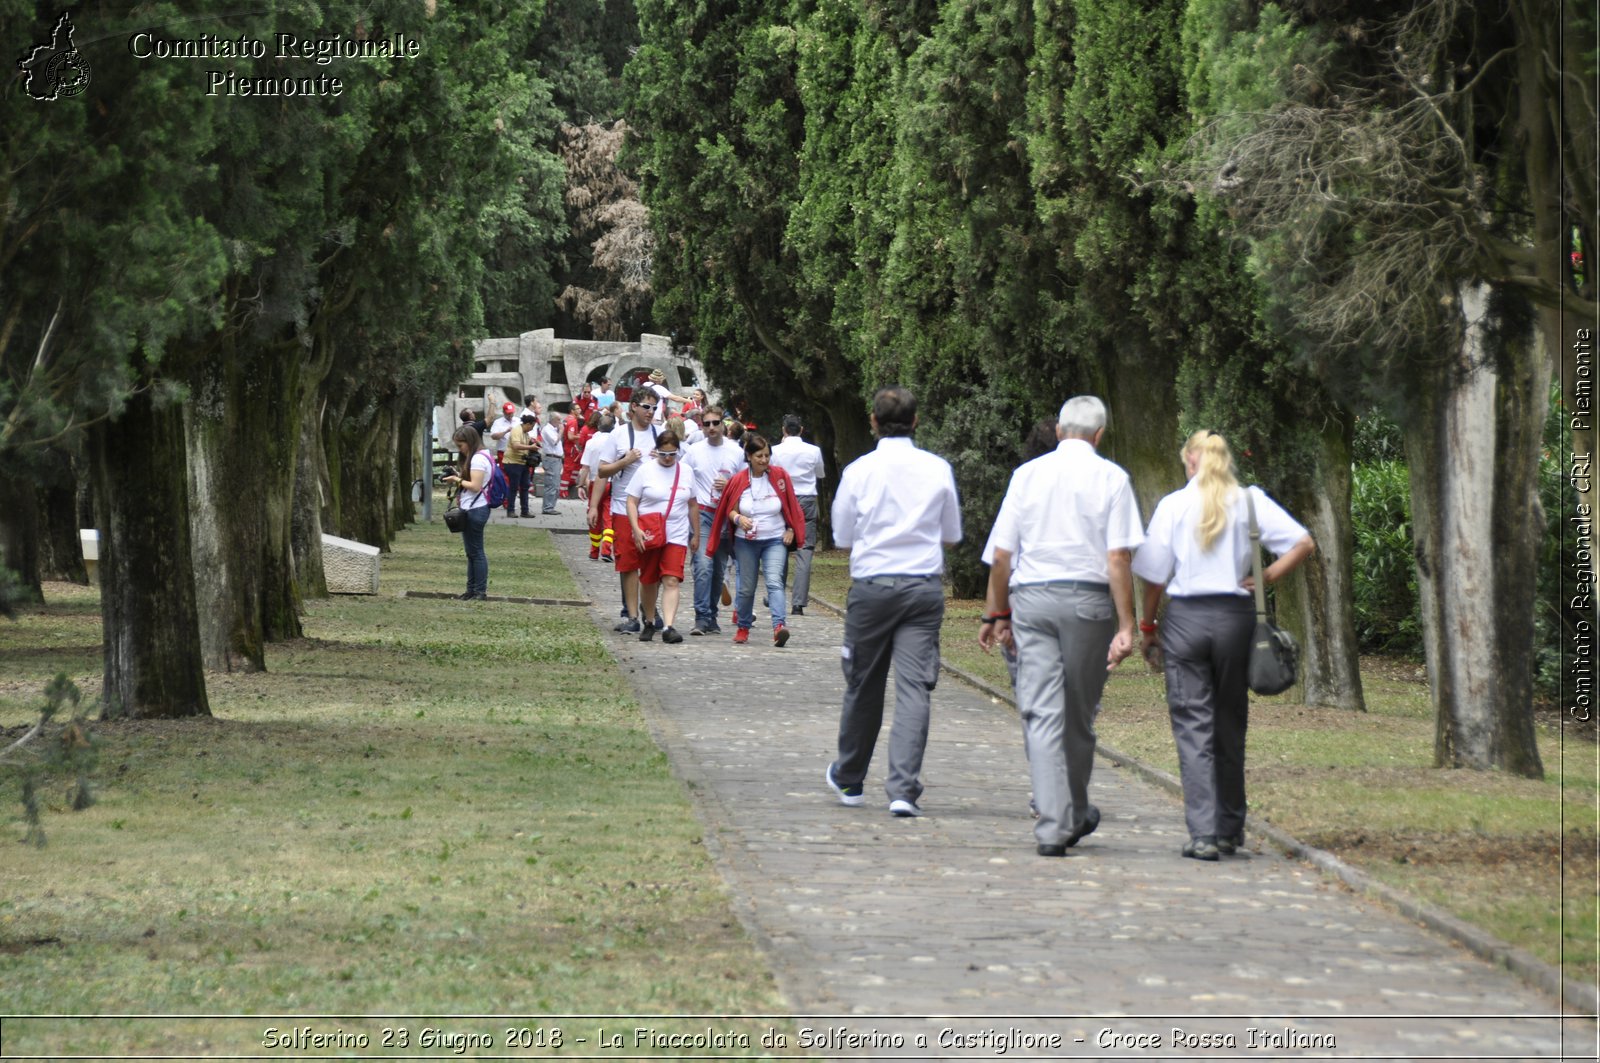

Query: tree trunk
<box><xmin>291</xmin><ymin>389</ymin><xmax>329</xmax><ymax>598</ymax></box>
<box><xmin>89</xmin><ymin>388</ymin><xmax>210</xmax><ymax>720</ymax></box>
<box><xmin>1279</xmin><ymin>413</ymin><xmax>1366</xmax><ymax>710</ymax></box>
<box><xmin>1102</xmin><ymin>347</ymin><xmax>1187</xmax><ymax>529</ymax></box>
<box><xmin>0</xmin><ymin>468</ymin><xmax>43</xmax><ymax>602</ymax></box>
<box><xmin>184</xmin><ymin>338</ymin><xmax>305</xmax><ymax>673</ymax></box>
<box><xmin>1407</xmin><ymin>282</ymin><xmax>1544</xmax><ymax>777</ymax></box>
<box><xmin>36</xmin><ymin>447</ymin><xmax>89</xmax><ymax>584</ymax></box>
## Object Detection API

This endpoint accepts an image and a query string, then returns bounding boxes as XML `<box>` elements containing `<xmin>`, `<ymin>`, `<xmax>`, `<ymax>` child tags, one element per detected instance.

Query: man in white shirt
<box><xmin>578</xmin><ymin>412</ymin><xmax>616</xmax><ymax>559</ymax></box>
<box><xmin>770</xmin><ymin>414</ymin><xmax>827</xmax><ymax>616</ymax></box>
<box><xmin>825</xmin><ymin>387</ymin><xmax>961</xmax><ymax>819</ymax></box>
<box><xmin>684</xmin><ymin>405</ymin><xmax>746</xmax><ymax>635</ymax></box>
<box><xmin>489</xmin><ymin>402</ymin><xmax>517</xmax><ymax>461</ymax></box>
<box><xmin>537</xmin><ymin>411</ymin><xmax>564</xmax><ymax>515</ymax></box>
<box><xmin>979</xmin><ymin>396</ymin><xmax>1143</xmax><ymax>857</ymax></box>
<box><xmin>644</xmin><ymin>369</ymin><xmax>692</xmax><ymax>426</ymax></box>
<box><xmin>598</xmin><ymin>393</ymin><xmax>663</xmax><ymax>632</ymax></box>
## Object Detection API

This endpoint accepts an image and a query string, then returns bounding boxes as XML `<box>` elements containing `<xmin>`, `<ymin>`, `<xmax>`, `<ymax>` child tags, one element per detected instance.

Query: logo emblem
<box><xmin>19</xmin><ymin>13</ymin><xmax>92</xmax><ymax>101</ymax></box>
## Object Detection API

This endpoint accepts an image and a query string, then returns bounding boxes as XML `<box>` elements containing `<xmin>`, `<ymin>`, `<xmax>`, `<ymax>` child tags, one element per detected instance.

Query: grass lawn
<box><xmin>0</xmin><ymin>519</ymin><xmax>791</xmax><ymax>1058</ymax></box>
<box><xmin>806</xmin><ymin>549</ymin><xmax>1600</xmax><ymax>989</ymax></box>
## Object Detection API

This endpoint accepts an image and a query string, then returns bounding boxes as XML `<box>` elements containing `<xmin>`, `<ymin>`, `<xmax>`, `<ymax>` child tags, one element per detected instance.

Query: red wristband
<box><xmin>1139</xmin><ymin>620</ymin><xmax>1159</xmax><ymax>634</ymax></box>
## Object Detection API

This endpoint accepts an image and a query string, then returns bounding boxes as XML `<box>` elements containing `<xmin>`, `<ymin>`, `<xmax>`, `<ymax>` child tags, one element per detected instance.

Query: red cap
<box><xmin>502</xmin><ymin>402</ymin><xmax>516</xmax><ymax>414</ymax></box>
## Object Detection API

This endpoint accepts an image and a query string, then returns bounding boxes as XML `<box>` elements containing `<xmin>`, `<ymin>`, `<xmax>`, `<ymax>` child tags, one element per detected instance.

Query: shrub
<box><xmin>1350</xmin><ymin>460</ymin><xmax>1422</xmax><ymax>656</ymax></box>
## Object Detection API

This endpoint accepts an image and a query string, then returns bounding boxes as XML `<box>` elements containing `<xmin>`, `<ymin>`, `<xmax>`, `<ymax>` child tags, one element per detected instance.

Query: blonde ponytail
<box><xmin>1183</xmin><ymin>431</ymin><xmax>1239</xmax><ymax>551</ymax></box>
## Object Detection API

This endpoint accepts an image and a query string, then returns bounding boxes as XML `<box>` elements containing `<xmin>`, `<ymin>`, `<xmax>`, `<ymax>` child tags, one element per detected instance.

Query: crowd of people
<box><xmin>445</xmin><ymin>378</ymin><xmax>1315</xmax><ymax>863</ymax></box>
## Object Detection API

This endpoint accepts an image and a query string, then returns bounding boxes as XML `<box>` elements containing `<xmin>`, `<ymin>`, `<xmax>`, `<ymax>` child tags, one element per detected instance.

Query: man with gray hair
<box><xmin>979</xmin><ymin>395</ymin><xmax>1143</xmax><ymax>856</ymax></box>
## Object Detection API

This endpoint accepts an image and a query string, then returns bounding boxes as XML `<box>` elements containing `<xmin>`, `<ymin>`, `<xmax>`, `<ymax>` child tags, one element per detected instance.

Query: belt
<box><xmin>1021</xmin><ymin>580</ymin><xmax>1110</xmax><ymax>594</ymax></box>
<box><xmin>857</xmin><ymin>573</ymin><xmax>940</xmax><ymax>587</ymax></box>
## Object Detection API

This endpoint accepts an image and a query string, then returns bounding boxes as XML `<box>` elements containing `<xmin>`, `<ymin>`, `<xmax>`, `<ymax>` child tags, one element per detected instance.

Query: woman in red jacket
<box><xmin>708</xmin><ymin>433</ymin><xmax>806</xmax><ymax>647</ymax></box>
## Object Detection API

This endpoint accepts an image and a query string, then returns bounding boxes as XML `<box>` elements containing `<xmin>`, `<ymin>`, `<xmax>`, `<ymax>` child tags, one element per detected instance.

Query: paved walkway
<box><xmin>538</xmin><ymin>521</ymin><xmax>1588</xmax><ymax>1060</ymax></box>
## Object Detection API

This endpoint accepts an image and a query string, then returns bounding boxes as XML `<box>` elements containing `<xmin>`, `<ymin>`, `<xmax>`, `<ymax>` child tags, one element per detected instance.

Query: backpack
<box><xmin>482</xmin><ymin>458</ymin><xmax>510</xmax><ymax>508</ymax></box>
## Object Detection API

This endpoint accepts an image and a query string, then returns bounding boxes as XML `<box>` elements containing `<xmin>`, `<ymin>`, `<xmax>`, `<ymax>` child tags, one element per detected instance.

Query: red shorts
<box><xmin>638</xmin><ymin>542</ymin><xmax>688</xmax><ymax>585</ymax></box>
<box><xmin>612</xmin><ymin>517</ymin><xmax>642</xmax><ymax>572</ymax></box>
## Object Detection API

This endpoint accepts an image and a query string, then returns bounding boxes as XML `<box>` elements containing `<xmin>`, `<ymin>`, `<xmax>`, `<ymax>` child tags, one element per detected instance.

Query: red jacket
<box><xmin>708</xmin><ymin>465</ymin><xmax>806</xmax><ymax>554</ymax></box>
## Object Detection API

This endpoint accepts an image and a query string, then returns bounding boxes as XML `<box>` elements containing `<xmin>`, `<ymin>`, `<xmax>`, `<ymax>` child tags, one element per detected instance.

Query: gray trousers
<box><xmin>833</xmin><ymin>576</ymin><xmax>944</xmax><ymax>804</ymax></box>
<box><xmin>540</xmin><ymin>454</ymin><xmax>562</xmax><ymax>512</ymax></box>
<box><xmin>789</xmin><ymin>494</ymin><xmax>819</xmax><ymax>608</ymax></box>
<box><xmin>1013</xmin><ymin>583</ymin><xmax>1115</xmax><ymax>847</ymax></box>
<box><xmin>1161</xmin><ymin>594</ymin><xmax>1254</xmax><ymax>840</ymax></box>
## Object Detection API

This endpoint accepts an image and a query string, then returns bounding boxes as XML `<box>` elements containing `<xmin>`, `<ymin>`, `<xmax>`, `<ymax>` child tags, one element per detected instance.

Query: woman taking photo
<box><xmin>441</xmin><ymin>425</ymin><xmax>495</xmax><ymax>600</ymax></box>
<box><xmin>1132</xmin><ymin>431</ymin><xmax>1315</xmax><ymax>861</ymax></box>
<box><xmin>709</xmin><ymin>433</ymin><xmax>805</xmax><ymax>647</ymax></box>
<box><xmin>625</xmin><ymin>429</ymin><xmax>700</xmax><ymax>644</ymax></box>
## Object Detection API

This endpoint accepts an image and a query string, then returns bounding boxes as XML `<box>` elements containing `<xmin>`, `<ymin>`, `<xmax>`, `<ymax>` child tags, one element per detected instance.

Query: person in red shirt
<box><xmin>562</xmin><ymin>409</ymin><xmax>584</xmax><ymax>497</ymax></box>
<box><xmin>575</xmin><ymin>381</ymin><xmax>599</xmax><ymax>423</ymax></box>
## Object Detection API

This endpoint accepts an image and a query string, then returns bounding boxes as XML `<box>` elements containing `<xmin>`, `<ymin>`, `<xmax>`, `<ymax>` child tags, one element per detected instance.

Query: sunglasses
<box><xmin>634</xmin><ymin>401</ymin><xmax>656</xmax><ymax>410</ymax></box>
<box><xmin>655</xmin><ymin>450</ymin><xmax>680</xmax><ymax>460</ymax></box>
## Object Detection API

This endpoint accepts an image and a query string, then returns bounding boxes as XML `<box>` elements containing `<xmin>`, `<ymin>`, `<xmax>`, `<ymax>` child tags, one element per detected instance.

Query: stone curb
<box><xmin>403</xmin><ymin>590</ymin><xmax>591</xmax><ymax>607</ymax></box>
<box><xmin>810</xmin><ymin>591</ymin><xmax>1598</xmax><ymax>1017</ymax></box>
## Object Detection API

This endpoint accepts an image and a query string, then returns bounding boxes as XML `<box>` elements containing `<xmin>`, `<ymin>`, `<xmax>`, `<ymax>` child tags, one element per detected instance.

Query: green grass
<box><xmin>0</xmin><ymin>519</ymin><xmax>790</xmax><ymax>1057</ymax></box>
<box><xmin>808</xmin><ymin>549</ymin><xmax>1600</xmax><ymax>986</ymax></box>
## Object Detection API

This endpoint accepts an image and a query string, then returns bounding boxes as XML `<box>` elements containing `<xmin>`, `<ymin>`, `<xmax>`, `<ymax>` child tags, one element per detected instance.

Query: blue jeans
<box><xmin>693</xmin><ymin>509</ymin><xmax>732</xmax><ymax>630</ymax></box>
<box><xmin>732</xmin><ymin>536</ymin><xmax>787</xmax><ymax>631</ymax></box>
<box><xmin>504</xmin><ymin>462</ymin><xmax>531</xmax><ymax>515</ymax></box>
<box><xmin>461</xmin><ymin>505</ymin><xmax>491</xmax><ymax>594</ymax></box>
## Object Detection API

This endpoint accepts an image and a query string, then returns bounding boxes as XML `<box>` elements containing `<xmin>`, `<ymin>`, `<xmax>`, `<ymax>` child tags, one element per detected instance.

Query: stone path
<box><xmin>535</xmin><ymin>517</ymin><xmax>1590</xmax><ymax>1060</ymax></box>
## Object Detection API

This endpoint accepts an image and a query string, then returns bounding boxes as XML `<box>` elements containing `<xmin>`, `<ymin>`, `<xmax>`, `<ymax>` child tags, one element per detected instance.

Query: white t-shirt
<box><xmin>579</xmin><ymin>433</ymin><xmax>608</xmax><ymax>484</ymax></box>
<box><xmin>460</xmin><ymin>450</ymin><xmax>495</xmax><ymax>510</ymax></box>
<box><xmin>626</xmin><ymin>457</ymin><xmax>695</xmax><ymax>545</ymax></box>
<box><xmin>648</xmin><ymin>382</ymin><xmax>674</xmax><ymax>424</ymax></box>
<box><xmin>601</xmin><ymin>420</ymin><xmax>659</xmax><ymax>514</ymax></box>
<box><xmin>488</xmin><ymin>415</ymin><xmax>516</xmax><ymax>453</ymax></box>
<box><xmin>771</xmin><ymin>435</ymin><xmax>826</xmax><ymax>495</ymax></box>
<box><xmin>736</xmin><ymin>473</ymin><xmax>786</xmax><ymax>541</ymax></box>
<box><xmin>685</xmin><ymin>438</ymin><xmax>747</xmax><ymax>507</ymax></box>
<box><xmin>1133</xmin><ymin>482</ymin><xmax>1309</xmax><ymax>597</ymax></box>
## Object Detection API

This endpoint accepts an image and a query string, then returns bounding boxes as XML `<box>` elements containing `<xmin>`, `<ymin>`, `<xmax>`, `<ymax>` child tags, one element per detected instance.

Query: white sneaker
<box><xmin>825</xmin><ymin>764</ymin><xmax>864</xmax><ymax>807</ymax></box>
<box><xmin>889</xmin><ymin>798</ymin><xmax>922</xmax><ymax>818</ymax></box>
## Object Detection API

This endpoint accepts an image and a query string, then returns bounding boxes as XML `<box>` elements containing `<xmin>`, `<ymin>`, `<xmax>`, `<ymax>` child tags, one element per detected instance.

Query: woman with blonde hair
<box><xmin>1132</xmin><ymin>431</ymin><xmax>1315</xmax><ymax>861</ymax></box>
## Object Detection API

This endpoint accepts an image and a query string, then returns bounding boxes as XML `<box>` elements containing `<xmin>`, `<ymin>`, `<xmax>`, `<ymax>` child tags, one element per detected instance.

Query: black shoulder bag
<box><xmin>1246</xmin><ymin>490</ymin><xmax>1298</xmax><ymax>695</ymax></box>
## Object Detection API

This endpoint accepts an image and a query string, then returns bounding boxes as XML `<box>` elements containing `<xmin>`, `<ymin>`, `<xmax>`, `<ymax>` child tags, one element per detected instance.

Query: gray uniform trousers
<box><xmin>833</xmin><ymin>575</ymin><xmax>945</xmax><ymax>804</ymax></box>
<box><xmin>1161</xmin><ymin>594</ymin><xmax>1255</xmax><ymax>840</ymax></box>
<box><xmin>789</xmin><ymin>494</ymin><xmax>819</xmax><ymax>608</ymax></box>
<box><xmin>539</xmin><ymin>453</ymin><xmax>562</xmax><ymax>513</ymax></box>
<box><xmin>1013</xmin><ymin>583</ymin><xmax>1116</xmax><ymax>848</ymax></box>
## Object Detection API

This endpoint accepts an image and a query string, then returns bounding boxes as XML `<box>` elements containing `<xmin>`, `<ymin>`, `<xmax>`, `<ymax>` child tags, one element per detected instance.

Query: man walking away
<box><xmin>685</xmin><ymin>405</ymin><xmax>746</xmax><ymax>635</ymax></box>
<box><xmin>980</xmin><ymin>396</ymin><xmax>1142</xmax><ymax>857</ymax></box>
<box><xmin>825</xmin><ymin>387</ymin><xmax>961</xmax><ymax>818</ymax></box>
<box><xmin>771</xmin><ymin>414</ymin><xmax>826</xmax><ymax>616</ymax></box>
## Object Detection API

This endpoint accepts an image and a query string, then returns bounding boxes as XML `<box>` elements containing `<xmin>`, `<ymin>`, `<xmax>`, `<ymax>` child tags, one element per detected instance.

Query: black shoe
<box><xmin>614</xmin><ymin>617</ymin><xmax>641</xmax><ymax>633</ymax></box>
<box><xmin>1217</xmin><ymin>831</ymin><xmax>1244</xmax><ymax>856</ymax></box>
<box><xmin>1065</xmin><ymin>805</ymin><xmax>1100</xmax><ymax>847</ymax></box>
<box><xmin>792</xmin><ymin>605</ymin><xmax>804</xmax><ymax>616</ymax></box>
<box><xmin>1183</xmin><ymin>835</ymin><xmax>1220</xmax><ymax>861</ymax></box>
<box><xmin>1037</xmin><ymin>843</ymin><xmax>1068</xmax><ymax>858</ymax></box>
<box><xmin>662</xmin><ymin>626</ymin><xmax>683</xmax><ymax>644</ymax></box>
<box><xmin>638</xmin><ymin>624</ymin><xmax>655</xmax><ymax>642</ymax></box>
<box><xmin>455</xmin><ymin>592</ymin><xmax>477</xmax><ymax>600</ymax></box>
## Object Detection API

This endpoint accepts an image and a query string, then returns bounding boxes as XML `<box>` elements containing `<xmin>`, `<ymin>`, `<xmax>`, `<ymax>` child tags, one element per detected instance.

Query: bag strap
<box><xmin>1246</xmin><ymin>488</ymin><xmax>1269</xmax><ymax>622</ymax></box>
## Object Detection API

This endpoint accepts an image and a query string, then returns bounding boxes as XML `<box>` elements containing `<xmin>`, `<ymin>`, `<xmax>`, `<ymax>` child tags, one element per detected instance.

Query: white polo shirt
<box><xmin>981</xmin><ymin>439</ymin><xmax>1144</xmax><ymax>585</ymax></box>
<box><xmin>832</xmin><ymin>436</ymin><xmax>961</xmax><ymax>578</ymax></box>
<box><xmin>771</xmin><ymin>435</ymin><xmax>826</xmax><ymax>496</ymax></box>
<box><xmin>1133</xmin><ymin>482</ymin><xmax>1309</xmax><ymax>597</ymax></box>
